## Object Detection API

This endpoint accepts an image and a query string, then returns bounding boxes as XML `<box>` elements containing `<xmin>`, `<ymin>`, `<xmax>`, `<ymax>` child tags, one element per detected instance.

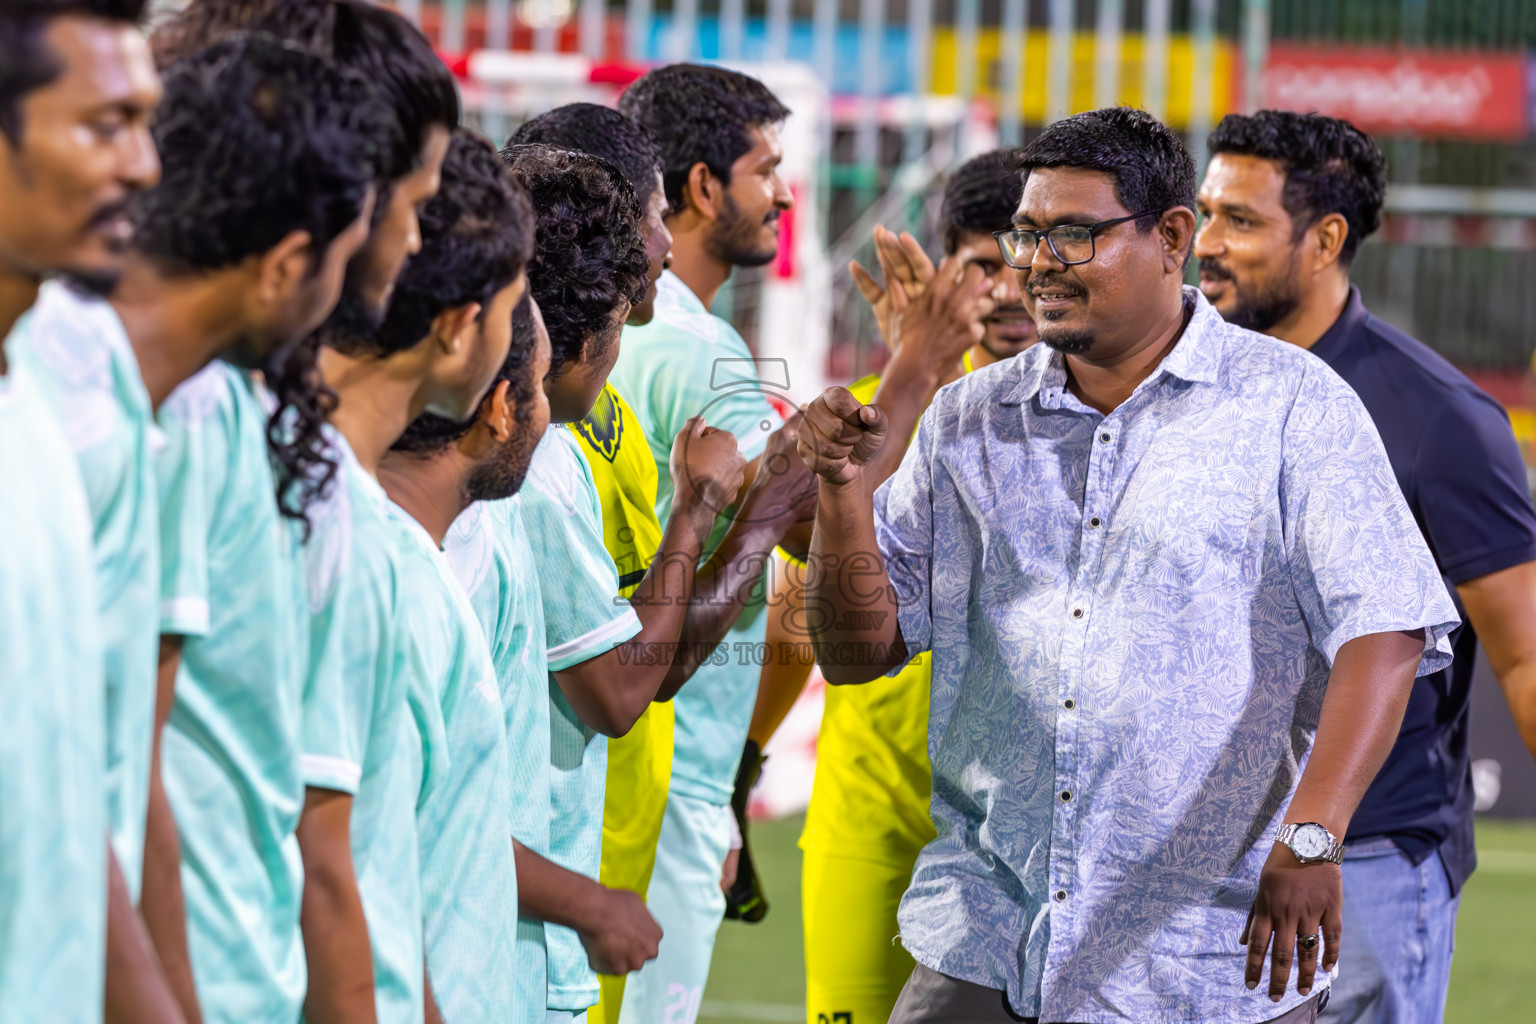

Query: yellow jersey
<box><xmin>570</xmin><ymin>383</ymin><xmax>674</xmax><ymax>1022</ymax></box>
<box><xmin>800</xmin><ymin>353</ymin><xmax>977</xmax><ymax>862</ymax></box>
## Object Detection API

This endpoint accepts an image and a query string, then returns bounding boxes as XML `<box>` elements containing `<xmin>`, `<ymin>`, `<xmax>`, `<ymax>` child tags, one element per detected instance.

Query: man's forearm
<box><xmin>106</xmin><ymin>846</ymin><xmax>186</xmax><ymax>1024</ymax></box>
<box><xmin>512</xmin><ymin>841</ymin><xmax>661</xmax><ymax>976</ymax></box>
<box><xmin>297</xmin><ymin>792</ymin><xmax>377</xmax><ymax>1024</ymax></box>
<box><xmin>554</xmin><ymin>498</ymin><xmax>709</xmax><ymax>736</ymax></box>
<box><xmin>663</xmin><ymin>505</ymin><xmax>795</xmax><ymax>695</ymax></box>
<box><xmin>299</xmin><ymin>879</ymin><xmax>377</xmax><ymax>1023</ymax></box>
<box><xmin>1495</xmin><ymin>659</ymin><xmax>1536</xmax><ymax>758</ymax></box>
<box><xmin>1457</xmin><ymin>565</ymin><xmax>1536</xmax><ymax>761</ymax></box>
<box><xmin>423</xmin><ymin>967</ymin><xmax>444</xmax><ymax>1024</ymax></box>
<box><xmin>1284</xmin><ymin>629</ymin><xmax>1425</xmax><ymax>836</ymax></box>
<box><xmin>806</xmin><ymin>479</ymin><xmax>906</xmax><ymax>683</ymax></box>
<box><xmin>512</xmin><ymin>841</ymin><xmax>603</xmax><ymax>932</ymax></box>
<box><xmin>143</xmin><ymin>635</ymin><xmax>202</xmax><ymax>1023</ymax></box>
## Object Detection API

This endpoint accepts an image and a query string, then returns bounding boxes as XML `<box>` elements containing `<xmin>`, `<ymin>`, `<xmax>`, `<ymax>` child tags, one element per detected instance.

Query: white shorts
<box><xmin>614</xmin><ymin>791</ymin><xmax>732</xmax><ymax>1024</ymax></box>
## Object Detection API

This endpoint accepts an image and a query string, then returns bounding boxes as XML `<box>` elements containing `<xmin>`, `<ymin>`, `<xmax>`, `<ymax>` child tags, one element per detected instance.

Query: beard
<box><xmin>1027</xmin><ymin>272</ymin><xmax>1093</xmax><ymax>354</ymax></box>
<box><xmin>465</xmin><ymin>427</ymin><xmax>541</xmax><ymax>503</ymax></box>
<box><xmin>1199</xmin><ymin>257</ymin><xmax>1302</xmax><ymax>333</ymax></box>
<box><xmin>217</xmin><ymin>326</ymin><xmax>297</xmax><ymax>376</ymax></box>
<box><xmin>705</xmin><ymin>192</ymin><xmax>779</xmax><ymax>269</ymax></box>
<box><xmin>1039</xmin><ymin>326</ymin><xmax>1095</xmax><ymax>354</ymax></box>
<box><xmin>322</xmin><ymin>267</ymin><xmax>389</xmax><ymax>340</ymax></box>
<box><xmin>60</xmin><ymin>270</ymin><xmax>120</xmax><ymax>300</ymax></box>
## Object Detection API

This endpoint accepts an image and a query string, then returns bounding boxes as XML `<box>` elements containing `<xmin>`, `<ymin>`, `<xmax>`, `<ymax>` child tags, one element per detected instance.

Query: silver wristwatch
<box><xmin>1276</xmin><ymin>822</ymin><xmax>1345</xmax><ymax>865</ymax></box>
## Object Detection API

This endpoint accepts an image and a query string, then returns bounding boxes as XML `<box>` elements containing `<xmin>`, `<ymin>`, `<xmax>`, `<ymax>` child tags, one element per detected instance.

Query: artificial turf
<box><xmin>699</xmin><ymin>816</ymin><xmax>1536</xmax><ymax>1024</ymax></box>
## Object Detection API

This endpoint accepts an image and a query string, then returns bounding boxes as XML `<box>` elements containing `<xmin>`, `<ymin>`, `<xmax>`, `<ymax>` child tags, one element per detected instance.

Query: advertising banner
<box><xmin>1264</xmin><ymin>45</ymin><xmax>1528</xmax><ymax>141</ymax></box>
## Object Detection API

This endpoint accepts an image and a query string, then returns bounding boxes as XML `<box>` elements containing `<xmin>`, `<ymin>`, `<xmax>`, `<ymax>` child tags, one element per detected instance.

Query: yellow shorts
<box><xmin>589</xmin><ymin>699</ymin><xmax>675</xmax><ymax>1024</ymax></box>
<box><xmin>802</xmin><ymin>847</ymin><xmax>922</xmax><ymax>1024</ymax></box>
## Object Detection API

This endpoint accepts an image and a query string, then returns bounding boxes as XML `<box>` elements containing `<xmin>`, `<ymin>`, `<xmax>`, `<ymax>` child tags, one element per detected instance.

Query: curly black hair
<box><xmin>1208</xmin><ymin>110</ymin><xmax>1386</xmax><ymax>266</ymax></box>
<box><xmin>134</xmin><ymin>34</ymin><xmax>386</xmax><ymax>276</ymax></box>
<box><xmin>939</xmin><ymin>147</ymin><xmax>1025</xmax><ymax>256</ymax></box>
<box><xmin>499</xmin><ymin>143</ymin><xmax>648</xmax><ymax>373</ymax></box>
<box><xmin>0</xmin><ymin>0</ymin><xmax>148</xmax><ymax>144</ymax></box>
<box><xmin>338</xmin><ymin>127</ymin><xmax>534</xmax><ymax>359</ymax></box>
<box><xmin>617</xmin><ymin>63</ymin><xmax>789</xmax><ymax>214</ymax></box>
<box><xmin>1019</xmin><ymin>107</ymin><xmax>1197</xmax><ymax>241</ymax></box>
<box><xmin>392</xmin><ymin>292</ymin><xmax>542</xmax><ymax>454</ymax></box>
<box><xmin>511</xmin><ymin>102</ymin><xmax>663</xmax><ymax>207</ymax></box>
<box><xmin>135</xmin><ymin>34</ymin><xmax>388</xmax><ymax>533</ymax></box>
<box><xmin>154</xmin><ymin>0</ymin><xmax>457</xmax><ymax>183</ymax></box>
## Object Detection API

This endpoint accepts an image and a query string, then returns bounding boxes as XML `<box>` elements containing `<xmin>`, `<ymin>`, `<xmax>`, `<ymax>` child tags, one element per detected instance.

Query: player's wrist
<box><xmin>675</xmin><ymin>493</ymin><xmax>722</xmax><ymax>542</ymax></box>
<box><xmin>814</xmin><ymin>469</ymin><xmax>868</xmax><ymax>498</ymax></box>
<box><xmin>568</xmin><ymin>877</ymin><xmax>615</xmax><ymax>935</ymax></box>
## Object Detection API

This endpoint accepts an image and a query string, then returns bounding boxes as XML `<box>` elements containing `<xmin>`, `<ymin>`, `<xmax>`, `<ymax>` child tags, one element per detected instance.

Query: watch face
<box><xmin>1292</xmin><ymin>824</ymin><xmax>1330</xmax><ymax>859</ymax></box>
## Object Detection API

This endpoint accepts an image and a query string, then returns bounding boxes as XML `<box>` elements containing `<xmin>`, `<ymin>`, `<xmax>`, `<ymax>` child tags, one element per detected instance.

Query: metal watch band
<box><xmin>1277</xmin><ymin>822</ymin><xmax>1346</xmax><ymax>864</ymax></box>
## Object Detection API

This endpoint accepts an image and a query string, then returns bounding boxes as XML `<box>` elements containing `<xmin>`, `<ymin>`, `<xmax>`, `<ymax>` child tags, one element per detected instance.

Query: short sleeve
<box><xmin>520</xmin><ymin>430</ymin><xmax>641</xmax><ymax>672</ymax></box>
<box><xmin>299</xmin><ymin>485</ymin><xmax>379</xmax><ymax>795</ymax></box>
<box><xmin>396</xmin><ymin>563</ymin><xmax>452</xmax><ymax>811</ymax></box>
<box><xmin>873</xmin><ymin>411</ymin><xmax>939</xmax><ymax>661</ymax></box>
<box><xmin>1280</xmin><ymin>361</ymin><xmax>1460</xmax><ymax>675</ymax></box>
<box><xmin>154</xmin><ymin>367</ymin><xmax>228</xmax><ymax>637</ymax></box>
<box><xmin>1412</xmin><ymin>395</ymin><xmax>1536</xmax><ymax>585</ymax></box>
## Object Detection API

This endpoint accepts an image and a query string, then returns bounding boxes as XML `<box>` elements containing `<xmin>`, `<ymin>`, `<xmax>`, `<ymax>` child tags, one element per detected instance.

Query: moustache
<box><xmin>1026</xmin><ymin>274</ymin><xmax>1084</xmax><ymax>299</ymax></box>
<box><xmin>1198</xmin><ymin>258</ymin><xmax>1233</xmax><ymax>281</ymax></box>
<box><xmin>764</xmin><ymin>209</ymin><xmax>781</xmax><ymax>226</ymax></box>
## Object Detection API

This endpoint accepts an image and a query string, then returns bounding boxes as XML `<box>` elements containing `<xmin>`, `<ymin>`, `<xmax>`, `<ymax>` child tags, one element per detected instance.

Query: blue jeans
<box><xmin>1319</xmin><ymin>839</ymin><xmax>1460</xmax><ymax>1024</ymax></box>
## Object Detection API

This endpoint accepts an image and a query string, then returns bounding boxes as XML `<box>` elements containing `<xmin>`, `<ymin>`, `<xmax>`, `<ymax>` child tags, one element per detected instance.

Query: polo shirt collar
<box><xmin>1308</xmin><ymin>285</ymin><xmax>1369</xmax><ymax>365</ymax></box>
<box><xmin>1001</xmin><ymin>286</ymin><xmax>1224</xmax><ymax>407</ymax></box>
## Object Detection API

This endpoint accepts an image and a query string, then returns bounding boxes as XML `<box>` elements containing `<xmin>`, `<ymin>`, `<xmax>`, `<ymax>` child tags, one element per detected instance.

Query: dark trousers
<box><xmin>888</xmin><ymin>961</ymin><xmax>1330</xmax><ymax>1024</ymax></box>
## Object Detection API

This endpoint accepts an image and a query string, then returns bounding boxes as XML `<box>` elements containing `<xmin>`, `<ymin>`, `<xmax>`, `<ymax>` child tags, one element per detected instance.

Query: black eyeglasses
<box><xmin>993</xmin><ymin>209</ymin><xmax>1165</xmax><ymax>268</ymax></box>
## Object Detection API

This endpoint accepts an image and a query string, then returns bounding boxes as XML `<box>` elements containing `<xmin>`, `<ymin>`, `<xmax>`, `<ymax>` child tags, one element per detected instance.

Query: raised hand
<box><xmin>742</xmin><ymin>412</ymin><xmax>818</xmax><ymax>524</ymax></box>
<box><xmin>849</xmin><ymin>225</ymin><xmax>937</xmax><ymax>348</ymax></box>
<box><xmin>885</xmin><ymin>254</ymin><xmax>995</xmax><ymax>370</ymax></box>
<box><xmin>797</xmin><ymin>387</ymin><xmax>888</xmax><ymax>487</ymax></box>
<box><xmin>669</xmin><ymin>415</ymin><xmax>747</xmax><ymax>524</ymax></box>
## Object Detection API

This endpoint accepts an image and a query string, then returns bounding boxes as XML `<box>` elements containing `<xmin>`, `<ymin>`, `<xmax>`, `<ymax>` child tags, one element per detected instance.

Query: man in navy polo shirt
<box><xmin>1196</xmin><ymin>109</ymin><xmax>1536</xmax><ymax>1024</ymax></box>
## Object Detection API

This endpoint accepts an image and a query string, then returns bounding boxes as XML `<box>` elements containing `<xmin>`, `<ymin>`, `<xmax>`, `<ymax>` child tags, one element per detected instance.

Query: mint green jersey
<box><xmin>607</xmin><ymin>270</ymin><xmax>778</xmax><ymax>807</ymax></box>
<box><xmin>0</xmin><ymin>342</ymin><xmax>107</xmax><ymax>1023</ymax></box>
<box><xmin>156</xmin><ymin>363</ymin><xmax>306</xmax><ymax>1023</ymax></box>
<box><xmin>519</xmin><ymin>427</ymin><xmax>642</xmax><ymax>1011</ymax></box>
<box><xmin>301</xmin><ymin>433</ymin><xmax>421</xmax><ymax>1024</ymax></box>
<box><xmin>389</xmin><ymin>503</ymin><xmax>519</xmax><ymax>1022</ymax></box>
<box><xmin>10</xmin><ymin>282</ymin><xmax>159</xmax><ymax>897</ymax></box>
<box><xmin>446</xmin><ymin>495</ymin><xmax>550</xmax><ymax>1024</ymax></box>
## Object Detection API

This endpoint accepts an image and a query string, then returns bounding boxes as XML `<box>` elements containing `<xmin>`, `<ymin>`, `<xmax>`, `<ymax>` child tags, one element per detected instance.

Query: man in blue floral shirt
<box><xmin>796</xmin><ymin>108</ymin><xmax>1459</xmax><ymax>1024</ymax></box>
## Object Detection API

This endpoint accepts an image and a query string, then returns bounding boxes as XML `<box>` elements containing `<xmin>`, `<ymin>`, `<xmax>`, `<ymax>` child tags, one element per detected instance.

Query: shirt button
<box><xmin>1060</xmin><ymin>790</ymin><xmax>1072</xmax><ymax>802</ymax></box>
<box><xmin>1098</xmin><ymin>432</ymin><xmax>1111</xmax><ymax>444</ymax></box>
<box><xmin>1071</xmin><ymin>608</ymin><xmax>1084</xmax><ymax>619</ymax></box>
<box><xmin>1088</xmin><ymin>516</ymin><xmax>1102</xmax><ymax>529</ymax></box>
<box><xmin>1055</xmin><ymin>889</ymin><xmax>1068</xmax><ymax>902</ymax></box>
<box><xmin>1063</xmin><ymin>698</ymin><xmax>1076</xmax><ymax>710</ymax></box>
